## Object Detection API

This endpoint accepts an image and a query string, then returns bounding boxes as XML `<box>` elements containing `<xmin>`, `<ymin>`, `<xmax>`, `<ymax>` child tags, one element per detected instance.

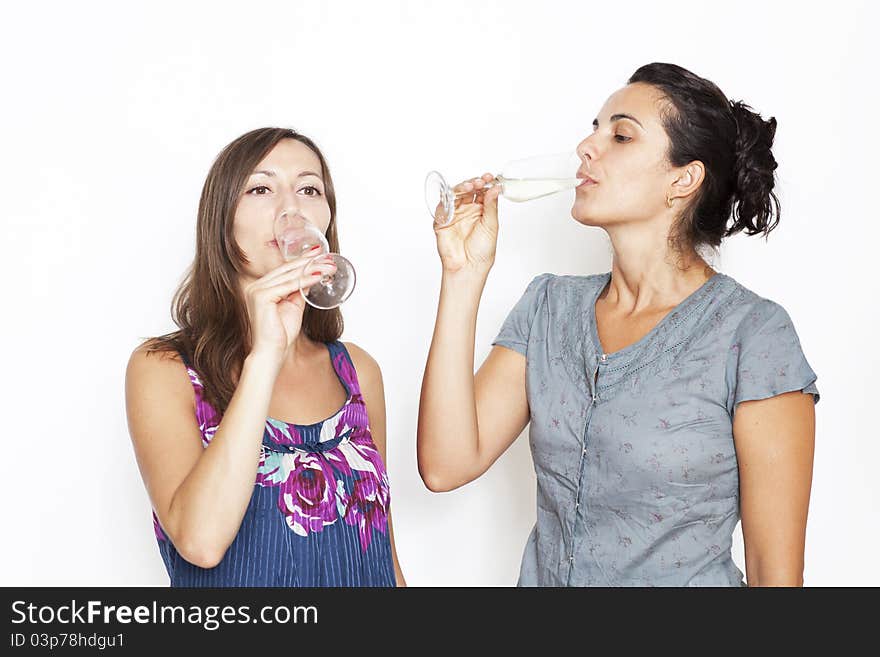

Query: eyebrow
<box><xmin>593</xmin><ymin>113</ymin><xmax>645</xmax><ymax>129</ymax></box>
<box><xmin>249</xmin><ymin>169</ymin><xmax>323</xmax><ymax>179</ymax></box>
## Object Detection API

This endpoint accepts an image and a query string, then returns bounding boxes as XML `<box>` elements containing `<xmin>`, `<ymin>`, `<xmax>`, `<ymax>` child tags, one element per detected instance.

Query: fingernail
<box><xmin>310</xmin><ymin>245</ymin><xmax>321</xmax><ymax>251</ymax></box>
<box><xmin>311</xmin><ymin>271</ymin><xmax>322</xmax><ymax>276</ymax></box>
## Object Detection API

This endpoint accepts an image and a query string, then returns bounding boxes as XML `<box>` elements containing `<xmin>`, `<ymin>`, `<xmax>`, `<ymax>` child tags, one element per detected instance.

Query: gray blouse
<box><xmin>492</xmin><ymin>272</ymin><xmax>819</xmax><ymax>587</ymax></box>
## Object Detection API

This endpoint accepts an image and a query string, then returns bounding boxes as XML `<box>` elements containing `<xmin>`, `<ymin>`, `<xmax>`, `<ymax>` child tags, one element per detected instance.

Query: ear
<box><xmin>669</xmin><ymin>161</ymin><xmax>705</xmax><ymax>202</ymax></box>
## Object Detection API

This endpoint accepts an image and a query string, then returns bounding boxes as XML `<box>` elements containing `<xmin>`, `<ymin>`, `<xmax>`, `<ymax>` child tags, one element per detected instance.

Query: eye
<box><xmin>246</xmin><ymin>185</ymin><xmax>272</xmax><ymax>195</ymax></box>
<box><xmin>299</xmin><ymin>185</ymin><xmax>323</xmax><ymax>197</ymax></box>
<box><xmin>614</xmin><ymin>135</ymin><xmax>632</xmax><ymax>143</ymax></box>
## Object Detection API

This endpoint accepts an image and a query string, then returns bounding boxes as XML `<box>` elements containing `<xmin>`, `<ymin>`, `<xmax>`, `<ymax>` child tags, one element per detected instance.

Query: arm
<box><xmin>345</xmin><ymin>342</ymin><xmax>407</xmax><ymax>586</ymax></box>
<box><xmin>126</xmin><ymin>347</ymin><xmax>282</xmax><ymax>568</ymax></box>
<box><xmin>418</xmin><ymin>276</ymin><xmax>530</xmax><ymax>491</ymax></box>
<box><xmin>126</xmin><ymin>253</ymin><xmax>326</xmax><ymax>568</ymax></box>
<box><xmin>417</xmin><ymin>178</ymin><xmax>531</xmax><ymax>493</ymax></box>
<box><xmin>733</xmin><ymin>391</ymin><xmax>816</xmax><ymax>586</ymax></box>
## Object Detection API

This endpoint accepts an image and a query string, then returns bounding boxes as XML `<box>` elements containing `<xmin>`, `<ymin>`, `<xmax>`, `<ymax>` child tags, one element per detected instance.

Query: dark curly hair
<box><xmin>628</xmin><ymin>63</ymin><xmax>780</xmax><ymax>252</ymax></box>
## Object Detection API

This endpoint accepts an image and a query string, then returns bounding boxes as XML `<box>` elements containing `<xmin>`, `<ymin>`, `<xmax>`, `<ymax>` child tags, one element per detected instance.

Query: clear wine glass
<box><xmin>273</xmin><ymin>213</ymin><xmax>356</xmax><ymax>310</ymax></box>
<box><xmin>425</xmin><ymin>151</ymin><xmax>583</xmax><ymax>227</ymax></box>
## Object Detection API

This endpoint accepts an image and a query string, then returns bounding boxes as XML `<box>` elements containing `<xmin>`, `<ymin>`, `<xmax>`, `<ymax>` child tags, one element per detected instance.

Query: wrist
<box><xmin>244</xmin><ymin>348</ymin><xmax>284</xmax><ymax>376</ymax></box>
<box><xmin>439</xmin><ymin>269</ymin><xmax>489</xmax><ymax>313</ymax></box>
<box><xmin>441</xmin><ymin>263</ymin><xmax>492</xmax><ymax>288</ymax></box>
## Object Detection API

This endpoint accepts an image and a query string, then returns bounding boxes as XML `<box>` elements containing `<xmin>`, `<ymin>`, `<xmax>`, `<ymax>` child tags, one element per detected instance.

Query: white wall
<box><xmin>1</xmin><ymin>0</ymin><xmax>876</xmax><ymax>586</ymax></box>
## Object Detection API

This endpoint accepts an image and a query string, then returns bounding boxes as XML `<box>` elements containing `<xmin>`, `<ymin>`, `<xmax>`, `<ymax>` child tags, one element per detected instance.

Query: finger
<box><xmin>434</xmin><ymin>203</ymin><xmax>481</xmax><ymax>233</ymax></box>
<box><xmin>455</xmin><ymin>204</ymin><xmax>485</xmax><ymax>230</ymax></box>
<box><xmin>471</xmin><ymin>173</ymin><xmax>496</xmax><ymax>190</ymax></box>
<box><xmin>299</xmin><ymin>262</ymin><xmax>339</xmax><ymax>293</ymax></box>
<box><xmin>481</xmin><ymin>184</ymin><xmax>502</xmax><ymax>231</ymax></box>
<box><xmin>257</xmin><ymin>246</ymin><xmax>326</xmax><ymax>286</ymax></box>
<box><xmin>258</xmin><ymin>244</ymin><xmax>321</xmax><ymax>282</ymax></box>
<box><xmin>302</xmin><ymin>255</ymin><xmax>338</xmax><ymax>278</ymax></box>
<box><xmin>258</xmin><ymin>270</ymin><xmax>326</xmax><ymax>304</ymax></box>
<box><xmin>432</xmin><ymin>203</ymin><xmax>454</xmax><ymax>227</ymax></box>
<box><xmin>453</xmin><ymin>193</ymin><xmax>477</xmax><ymax>211</ymax></box>
<box><xmin>256</xmin><ymin>259</ymin><xmax>336</xmax><ymax>301</ymax></box>
<box><xmin>456</xmin><ymin>180</ymin><xmax>484</xmax><ymax>208</ymax></box>
<box><xmin>472</xmin><ymin>174</ymin><xmax>499</xmax><ymax>202</ymax></box>
<box><xmin>452</xmin><ymin>180</ymin><xmax>475</xmax><ymax>195</ymax></box>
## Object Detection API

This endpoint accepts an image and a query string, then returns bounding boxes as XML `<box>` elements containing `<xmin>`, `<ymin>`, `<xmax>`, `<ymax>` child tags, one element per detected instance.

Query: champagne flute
<box><xmin>425</xmin><ymin>151</ymin><xmax>583</xmax><ymax>227</ymax></box>
<box><xmin>273</xmin><ymin>213</ymin><xmax>356</xmax><ymax>310</ymax></box>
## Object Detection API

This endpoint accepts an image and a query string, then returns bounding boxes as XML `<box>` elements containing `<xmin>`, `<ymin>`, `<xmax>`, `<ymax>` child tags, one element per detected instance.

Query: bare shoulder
<box><xmin>342</xmin><ymin>341</ymin><xmax>383</xmax><ymax>390</ymax></box>
<box><xmin>126</xmin><ymin>343</ymin><xmax>193</xmax><ymax>405</ymax></box>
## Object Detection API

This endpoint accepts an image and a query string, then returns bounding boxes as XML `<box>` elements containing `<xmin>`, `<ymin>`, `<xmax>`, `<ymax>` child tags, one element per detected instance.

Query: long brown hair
<box><xmin>143</xmin><ymin>127</ymin><xmax>344</xmax><ymax>414</ymax></box>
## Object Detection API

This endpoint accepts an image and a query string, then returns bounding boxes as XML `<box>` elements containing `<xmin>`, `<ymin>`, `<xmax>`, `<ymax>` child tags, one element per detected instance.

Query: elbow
<box><xmin>175</xmin><ymin>534</ymin><xmax>228</xmax><ymax>570</ymax></box>
<box><xmin>422</xmin><ymin>474</ymin><xmax>456</xmax><ymax>494</ymax></box>
<box><xmin>416</xmin><ymin>438</ymin><xmax>451</xmax><ymax>492</ymax></box>
<box><xmin>163</xmin><ymin>495</ymin><xmax>229</xmax><ymax>569</ymax></box>
<box><xmin>416</xmin><ymin>433</ymin><xmax>477</xmax><ymax>492</ymax></box>
<box><xmin>418</xmin><ymin>464</ymin><xmax>461</xmax><ymax>493</ymax></box>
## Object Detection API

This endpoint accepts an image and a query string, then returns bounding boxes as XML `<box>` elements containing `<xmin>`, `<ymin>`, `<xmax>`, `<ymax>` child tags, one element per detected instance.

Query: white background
<box><xmin>1</xmin><ymin>0</ymin><xmax>877</xmax><ymax>586</ymax></box>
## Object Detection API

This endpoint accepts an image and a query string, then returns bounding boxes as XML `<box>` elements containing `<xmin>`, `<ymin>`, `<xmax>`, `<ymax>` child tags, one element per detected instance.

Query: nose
<box><xmin>278</xmin><ymin>189</ymin><xmax>303</xmax><ymax>221</ymax></box>
<box><xmin>577</xmin><ymin>136</ymin><xmax>598</xmax><ymax>164</ymax></box>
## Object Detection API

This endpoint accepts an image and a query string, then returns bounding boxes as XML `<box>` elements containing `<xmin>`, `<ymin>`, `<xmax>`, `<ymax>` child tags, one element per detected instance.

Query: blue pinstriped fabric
<box><xmin>151</xmin><ymin>341</ymin><xmax>395</xmax><ymax>587</ymax></box>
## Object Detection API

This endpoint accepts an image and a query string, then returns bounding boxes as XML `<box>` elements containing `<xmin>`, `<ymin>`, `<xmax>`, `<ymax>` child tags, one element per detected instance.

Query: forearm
<box><xmin>167</xmin><ymin>351</ymin><xmax>280</xmax><ymax>562</ymax></box>
<box><xmin>417</xmin><ymin>269</ymin><xmax>488</xmax><ymax>488</ymax></box>
<box><xmin>748</xmin><ymin>576</ymin><xmax>804</xmax><ymax>587</ymax></box>
<box><xmin>746</xmin><ymin>553</ymin><xmax>806</xmax><ymax>587</ymax></box>
<box><xmin>747</xmin><ymin>569</ymin><xmax>805</xmax><ymax>587</ymax></box>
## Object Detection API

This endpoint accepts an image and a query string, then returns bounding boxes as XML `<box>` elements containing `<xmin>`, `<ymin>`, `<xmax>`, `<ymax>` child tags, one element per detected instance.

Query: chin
<box><xmin>245</xmin><ymin>257</ymin><xmax>280</xmax><ymax>280</ymax></box>
<box><xmin>570</xmin><ymin>203</ymin><xmax>607</xmax><ymax>228</ymax></box>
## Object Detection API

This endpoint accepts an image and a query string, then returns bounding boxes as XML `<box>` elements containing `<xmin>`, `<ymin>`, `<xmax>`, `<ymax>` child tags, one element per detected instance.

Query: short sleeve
<box><xmin>730</xmin><ymin>300</ymin><xmax>819</xmax><ymax>410</ymax></box>
<box><xmin>491</xmin><ymin>273</ymin><xmax>553</xmax><ymax>356</ymax></box>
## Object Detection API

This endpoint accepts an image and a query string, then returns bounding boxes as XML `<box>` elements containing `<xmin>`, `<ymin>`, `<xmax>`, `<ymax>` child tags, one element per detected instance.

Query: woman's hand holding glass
<box><xmin>243</xmin><ymin>248</ymin><xmax>337</xmax><ymax>362</ymax></box>
<box><xmin>273</xmin><ymin>212</ymin><xmax>356</xmax><ymax>310</ymax></box>
<box><xmin>427</xmin><ymin>151</ymin><xmax>582</xmax><ymax>276</ymax></box>
<box><xmin>433</xmin><ymin>173</ymin><xmax>502</xmax><ymax>277</ymax></box>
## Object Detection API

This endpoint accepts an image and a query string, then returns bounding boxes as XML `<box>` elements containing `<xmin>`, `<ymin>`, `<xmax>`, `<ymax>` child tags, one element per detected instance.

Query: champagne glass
<box><xmin>425</xmin><ymin>151</ymin><xmax>583</xmax><ymax>226</ymax></box>
<box><xmin>273</xmin><ymin>213</ymin><xmax>356</xmax><ymax>309</ymax></box>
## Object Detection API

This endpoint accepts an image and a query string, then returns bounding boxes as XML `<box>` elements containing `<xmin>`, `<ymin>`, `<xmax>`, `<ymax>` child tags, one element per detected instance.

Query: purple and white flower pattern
<box><xmin>171</xmin><ymin>350</ymin><xmax>391</xmax><ymax>552</ymax></box>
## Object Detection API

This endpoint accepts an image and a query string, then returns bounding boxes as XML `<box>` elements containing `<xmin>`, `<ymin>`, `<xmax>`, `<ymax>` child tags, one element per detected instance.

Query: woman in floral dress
<box><xmin>126</xmin><ymin>128</ymin><xmax>404</xmax><ymax>586</ymax></box>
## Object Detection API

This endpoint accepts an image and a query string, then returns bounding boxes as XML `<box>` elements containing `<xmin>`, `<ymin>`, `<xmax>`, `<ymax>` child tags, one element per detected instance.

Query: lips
<box><xmin>576</xmin><ymin>175</ymin><xmax>597</xmax><ymax>188</ymax></box>
<box><xmin>576</xmin><ymin>170</ymin><xmax>598</xmax><ymax>187</ymax></box>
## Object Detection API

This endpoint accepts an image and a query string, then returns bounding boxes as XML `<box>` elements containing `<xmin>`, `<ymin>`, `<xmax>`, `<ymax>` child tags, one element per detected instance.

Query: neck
<box><xmin>602</xmin><ymin>221</ymin><xmax>713</xmax><ymax>314</ymax></box>
<box><xmin>283</xmin><ymin>332</ymin><xmax>317</xmax><ymax>369</ymax></box>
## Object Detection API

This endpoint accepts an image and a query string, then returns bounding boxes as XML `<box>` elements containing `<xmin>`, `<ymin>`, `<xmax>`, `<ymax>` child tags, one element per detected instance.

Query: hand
<box><xmin>433</xmin><ymin>173</ymin><xmax>501</xmax><ymax>276</ymax></box>
<box><xmin>243</xmin><ymin>248</ymin><xmax>337</xmax><ymax>362</ymax></box>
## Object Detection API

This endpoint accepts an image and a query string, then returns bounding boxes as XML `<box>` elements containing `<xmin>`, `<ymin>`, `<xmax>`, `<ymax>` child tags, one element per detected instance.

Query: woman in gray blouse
<box><xmin>417</xmin><ymin>62</ymin><xmax>818</xmax><ymax>587</ymax></box>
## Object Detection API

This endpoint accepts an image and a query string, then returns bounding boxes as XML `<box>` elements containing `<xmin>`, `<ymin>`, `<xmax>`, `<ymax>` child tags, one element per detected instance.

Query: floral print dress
<box><xmin>151</xmin><ymin>341</ymin><xmax>396</xmax><ymax>587</ymax></box>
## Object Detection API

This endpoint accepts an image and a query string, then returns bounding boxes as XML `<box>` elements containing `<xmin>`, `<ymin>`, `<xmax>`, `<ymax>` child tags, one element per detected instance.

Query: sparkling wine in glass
<box><xmin>273</xmin><ymin>213</ymin><xmax>356</xmax><ymax>310</ymax></box>
<box><xmin>425</xmin><ymin>151</ymin><xmax>583</xmax><ymax>226</ymax></box>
